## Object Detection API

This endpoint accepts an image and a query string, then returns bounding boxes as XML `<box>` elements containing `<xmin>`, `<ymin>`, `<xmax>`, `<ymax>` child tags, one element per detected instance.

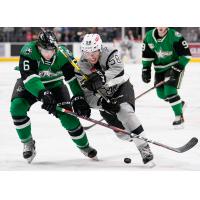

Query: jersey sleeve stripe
<box><xmin>66</xmin><ymin>76</ymin><xmax>76</xmax><ymax>84</ymax></box>
<box><xmin>23</xmin><ymin>74</ymin><xmax>40</xmax><ymax>84</ymax></box>
<box><xmin>142</xmin><ymin>58</ymin><xmax>155</xmax><ymax>61</ymax></box>
<box><xmin>105</xmin><ymin>49</ymin><xmax>118</xmax><ymax>68</ymax></box>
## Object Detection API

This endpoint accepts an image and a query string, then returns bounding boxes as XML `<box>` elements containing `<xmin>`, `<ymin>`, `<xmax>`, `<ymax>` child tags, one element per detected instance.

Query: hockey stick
<box><xmin>56</xmin><ymin>107</ymin><xmax>198</xmax><ymax>153</ymax></box>
<box><xmin>40</xmin><ymin>28</ymin><xmax>110</xmax><ymax>104</ymax></box>
<box><xmin>84</xmin><ymin>118</ymin><xmax>104</xmax><ymax>130</ymax></box>
<box><xmin>135</xmin><ymin>80</ymin><xmax>165</xmax><ymax>100</ymax></box>
<box><xmin>56</xmin><ymin>46</ymin><xmax>111</xmax><ymax>103</ymax></box>
<box><xmin>84</xmin><ymin>80</ymin><xmax>165</xmax><ymax>130</ymax></box>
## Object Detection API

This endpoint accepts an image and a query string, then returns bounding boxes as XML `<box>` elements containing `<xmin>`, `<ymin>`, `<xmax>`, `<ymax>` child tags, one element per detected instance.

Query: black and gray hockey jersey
<box><xmin>76</xmin><ymin>45</ymin><xmax>130</xmax><ymax>108</ymax></box>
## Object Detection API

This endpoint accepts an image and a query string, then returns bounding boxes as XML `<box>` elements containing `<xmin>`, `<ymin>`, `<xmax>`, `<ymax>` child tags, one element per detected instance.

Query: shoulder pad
<box><xmin>20</xmin><ymin>41</ymin><xmax>38</xmax><ymax>59</ymax></box>
<box><xmin>56</xmin><ymin>45</ymin><xmax>76</xmax><ymax>67</ymax></box>
<box><xmin>100</xmin><ymin>45</ymin><xmax>118</xmax><ymax>66</ymax></box>
<box><xmin>169</xmin><ymin>28</ymin><xmax>183</xmax><ymax>39</ymax></box>
<box><xmin>59</xmin><ymin>45</ymin><xmax>73</xmax><ymax>56</ymax></box>
<box><xmin>174</xmin><ymin>31</ymin><xmax>182</xmax><ymax>38</ymax></box>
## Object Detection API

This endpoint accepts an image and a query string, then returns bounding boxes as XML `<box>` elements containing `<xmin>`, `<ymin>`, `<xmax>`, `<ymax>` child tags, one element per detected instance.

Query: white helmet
<box><xmin>81</xmin><ymin>34</ymin><xmax>102</xmax><ymax>53</ymax></box>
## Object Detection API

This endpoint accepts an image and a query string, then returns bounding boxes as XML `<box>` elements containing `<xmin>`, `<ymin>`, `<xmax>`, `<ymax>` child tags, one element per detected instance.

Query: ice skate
<box><xmin>23</xmin><ymin>139</ymin><xmax>36</xmax><ymax>164</ymax></box>
<box><xmin>173</xmin><ymin>114</ymin><xmax>184</xmax><ymax>129</ymax></box>
<box><xmin>138</xmin><ymin>143</ymin><xmax>154</xmax><ymax>165</ymax></box>
<box><xmin>80</xmin><ymin>145</ymin><xmax>98</xmax><ymax>160</ymax></box>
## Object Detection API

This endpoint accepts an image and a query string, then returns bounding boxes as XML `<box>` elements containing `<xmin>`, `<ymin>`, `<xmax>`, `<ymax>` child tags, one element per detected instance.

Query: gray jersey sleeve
<box><xmin>100</xmin><ymin>46</ymin><xmax>125</xmax><ymax>83</ymax></box>
<box><xmin>99</xmin><ymin>46</ymin><xmax>129</xmax><ymax>87</ymax></box>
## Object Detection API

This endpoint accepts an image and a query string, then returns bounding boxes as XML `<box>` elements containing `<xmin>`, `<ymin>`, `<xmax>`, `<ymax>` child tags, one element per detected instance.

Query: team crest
<box><xmin>155</xmin><ymin>49</ymin><xmax>173</xmax><ymax>58</ymax></box>
<box><xmin>25</xmin><ymin>48</ymin><xmax>32</xmax><ymax>54</ymax></box>
<box><xmin>17</xmin><ymin>86</ymin><xmax>24</xmax><ymax>92</ymax></box>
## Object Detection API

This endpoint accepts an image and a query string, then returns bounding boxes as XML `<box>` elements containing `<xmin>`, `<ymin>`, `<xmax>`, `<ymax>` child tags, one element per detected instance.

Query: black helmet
<box><xmin>37</xmin><ymin>30</ymin><xmax>57</xmax><ymax>50</ymax></box>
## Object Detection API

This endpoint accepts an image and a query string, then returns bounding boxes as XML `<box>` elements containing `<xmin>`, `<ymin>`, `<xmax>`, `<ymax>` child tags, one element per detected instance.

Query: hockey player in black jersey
<box><xmin>75</xmin><ymin>33</ymin><xmax>154</xmax><ymax>164</ymax></box>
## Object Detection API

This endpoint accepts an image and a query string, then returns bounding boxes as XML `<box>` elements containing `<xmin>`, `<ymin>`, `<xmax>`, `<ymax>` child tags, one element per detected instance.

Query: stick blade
<box><xmin>175</xmin><ymin>137</ymin><xmax>198</xmax><ymax>153</ymax></box>
<box><xmin>84</xmin><ymin>124</ymin><xmax>96</xmax><ymax>130</ymax></box>
<box><xmin>84</xmin><ymin>119</ymin><xmax>104</xmax><ymax>130</ymax></box>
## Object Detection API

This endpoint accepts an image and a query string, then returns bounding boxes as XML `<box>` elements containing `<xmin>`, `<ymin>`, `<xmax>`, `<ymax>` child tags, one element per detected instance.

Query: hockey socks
<box><xmin>68</xmin><ymin>125</ymin><xmax>89</xmax><ymax>149</ymax></box>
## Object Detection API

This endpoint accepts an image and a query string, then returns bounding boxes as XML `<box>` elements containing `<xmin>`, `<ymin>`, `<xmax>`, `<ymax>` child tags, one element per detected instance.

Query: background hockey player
<box><xmin>142</xmin><ymin>27</ymin><xmax>191</xmax><ymax>128</ymax></box>
<box><xmin>75</xmin><ymin>33</ymin><xmax>153</xmax><ymax>164</ymax></box>
<box><xmin>10</xmin><ymin>30</ymin><xmax>97</xmax><ymax>163</ymax></box>
<box><xmin>119</xmin><ymin>35</ymin><xmax>135</xmax><ymax>63</ymax></box>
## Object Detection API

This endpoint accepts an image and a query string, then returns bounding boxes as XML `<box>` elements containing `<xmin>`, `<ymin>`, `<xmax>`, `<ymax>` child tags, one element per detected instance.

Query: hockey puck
<box><xmin>124</xmin><ymin>157</ymin><xmax>131</xmax><ymax>164</ymax></box>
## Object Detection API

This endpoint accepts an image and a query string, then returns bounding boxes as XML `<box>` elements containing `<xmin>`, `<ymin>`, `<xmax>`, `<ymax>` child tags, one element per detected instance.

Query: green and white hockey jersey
<box><xmin>142</xmin><ymin>28</ymin><xmax>192</xmax><ymax>73</ymax></box>
<box><xmin>18</xmin><ymin>41</ymin><xmax>83</xmax><ymax>97</ymax></box>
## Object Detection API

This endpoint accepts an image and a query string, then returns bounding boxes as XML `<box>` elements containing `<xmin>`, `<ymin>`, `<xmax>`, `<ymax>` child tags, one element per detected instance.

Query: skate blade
<box><xmin>173</xmin><ymin>124</ymin><xmax>184</xmax><ymax>130</ymax></box>
<box><xmin>91</xmin><ymin>156</ymin><xmax>99</xmax><ymax>161</ymax></box>
<box><xmin>26</xmin><ymin>151</ymin><xmax>36</xmax><ymax>164</ymax></box>
<box><xmin>145</xmin><ymin>161</ymin><xmax>156</xmax><ymax>168</ymax></box>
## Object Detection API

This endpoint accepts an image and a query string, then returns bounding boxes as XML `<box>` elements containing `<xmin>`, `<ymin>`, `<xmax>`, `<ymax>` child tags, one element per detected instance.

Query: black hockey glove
<box><xmin>71</xmin><ymin>96</ymin><xmax>91</xmax><ymax>118</ymax></box>
<box><xmin>99</xmin><ymin>97</ymin><xmax>120</xmax><ymax>114</ymax></box>
<box><xmin>38</xmin><ymin>90</ymin><xmax>57</xmax><ymax>115</ymax></box>
<box><xmin>142</xmin><ymin>68</ymin><xmax>151</xmax><ymax>83</ymax></box>
<box><xmin>166</xmin><ymin>65</ymin><xmax>183</xmax><ymax>87</ymax></box>
<box><xmin>82</xmin><ymin>71</ymin><xmax>106</xmax><ymax>91</ymax></box>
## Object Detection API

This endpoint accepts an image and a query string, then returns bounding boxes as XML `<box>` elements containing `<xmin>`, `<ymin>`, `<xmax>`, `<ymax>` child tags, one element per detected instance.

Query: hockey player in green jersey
<box><xmin>10</xmin><ymin>30</ymin><xmax>97</xmax><ymax>163</ymax></box>
<box><xmin>142</xmin><ymin>27</ymin><xmax>191</xmax><ymax>128</ymax></box>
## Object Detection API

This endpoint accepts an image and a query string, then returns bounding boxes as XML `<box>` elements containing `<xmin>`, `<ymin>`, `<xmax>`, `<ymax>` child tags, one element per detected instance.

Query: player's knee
<box><xmin>164</xmin><ymin>85</ymin><xmax>177</xmax><ymax>97</ymax></box>
<box><xmin>58</xmin><ymin>113</ymin><xmax>80</xmax><ymax>131</ymax></box>
<box><xmin>10</xmin><ymin>98</ymin><xmax>29</xmax><ymax>117</ymax></box>
<box><xmin>156</xmin><ymin>88</ymin><xmax>165</xmax><ymax>100</ymax></box>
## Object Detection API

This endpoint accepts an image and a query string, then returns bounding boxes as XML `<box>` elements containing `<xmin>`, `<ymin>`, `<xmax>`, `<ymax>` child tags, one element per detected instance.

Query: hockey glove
<box><xmin>142</xmin><ymin>68</ymin><xmax>151</xmax><ymax>83</ymax></box>
<box><xmin>38</xmin><ymin>90</ymin><xmax>57</xmax><ymax>115</ymax></box>
<box><xmin>71</xmin><ymin>96</ymin><xmax>91</xmax><ymax>118</ymax></box>
<box><xmin>82</xmin><ymin>71</ymin><xmax>106</xmax><ymax>91</ymax></box>
<box><xmin>99</xmin><ymin>97</ymin><xmax>120</xmax><ymax>114</ymax></box>
<box><xmin>166</xmin><ymin>66</ymin><xmax>183</xmax><ymax>87</ymax></box>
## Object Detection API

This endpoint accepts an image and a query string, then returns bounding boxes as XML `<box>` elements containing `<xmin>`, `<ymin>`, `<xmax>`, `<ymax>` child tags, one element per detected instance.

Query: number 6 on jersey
<box><xmin>23</xmin><ymin>60</ymin><xmax>30</xmax><ymax>71</ymax></box>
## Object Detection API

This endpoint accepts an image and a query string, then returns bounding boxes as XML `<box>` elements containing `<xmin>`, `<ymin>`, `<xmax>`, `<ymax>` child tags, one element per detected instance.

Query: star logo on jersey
<box><xmin>25</xmin><ymin>48</ymin><xmax>32</xmax><ymax>55</ymax></box>
<box><xmin>155</xmin><ymin>49</ymin><xmax>173</xmax><ymax>58</ymax></box>
<box><xmin>17</xmin><ymin>86</ymin><xmax>24</xmax><ymax>92</ymax></box>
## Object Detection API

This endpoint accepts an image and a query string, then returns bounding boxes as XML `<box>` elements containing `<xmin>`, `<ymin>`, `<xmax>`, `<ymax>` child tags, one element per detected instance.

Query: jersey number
<box><xmin>23</xmin><ymin>60</ymin><xmax>30</xmax><ymax>71</ymax></box>
<box><xmin>109</xmin><ymin>55</ymin><xmax>121</xmax><ymax>65</ymax></box>
<box><xmin>182</xmin><ymin>40</ymin><xmax>189</xmax><ymax>49</ymax></box>
<box><xmin>142</xmin><ymin>43</ymin><xmax>146</xmax><ymax>51</ymax></box>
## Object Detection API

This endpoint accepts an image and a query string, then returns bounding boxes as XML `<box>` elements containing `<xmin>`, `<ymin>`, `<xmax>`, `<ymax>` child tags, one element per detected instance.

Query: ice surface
<box><xmin>0</xmin><ymin>62</ymin><xmax>200</xmax><ymax>170</ymax></box>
